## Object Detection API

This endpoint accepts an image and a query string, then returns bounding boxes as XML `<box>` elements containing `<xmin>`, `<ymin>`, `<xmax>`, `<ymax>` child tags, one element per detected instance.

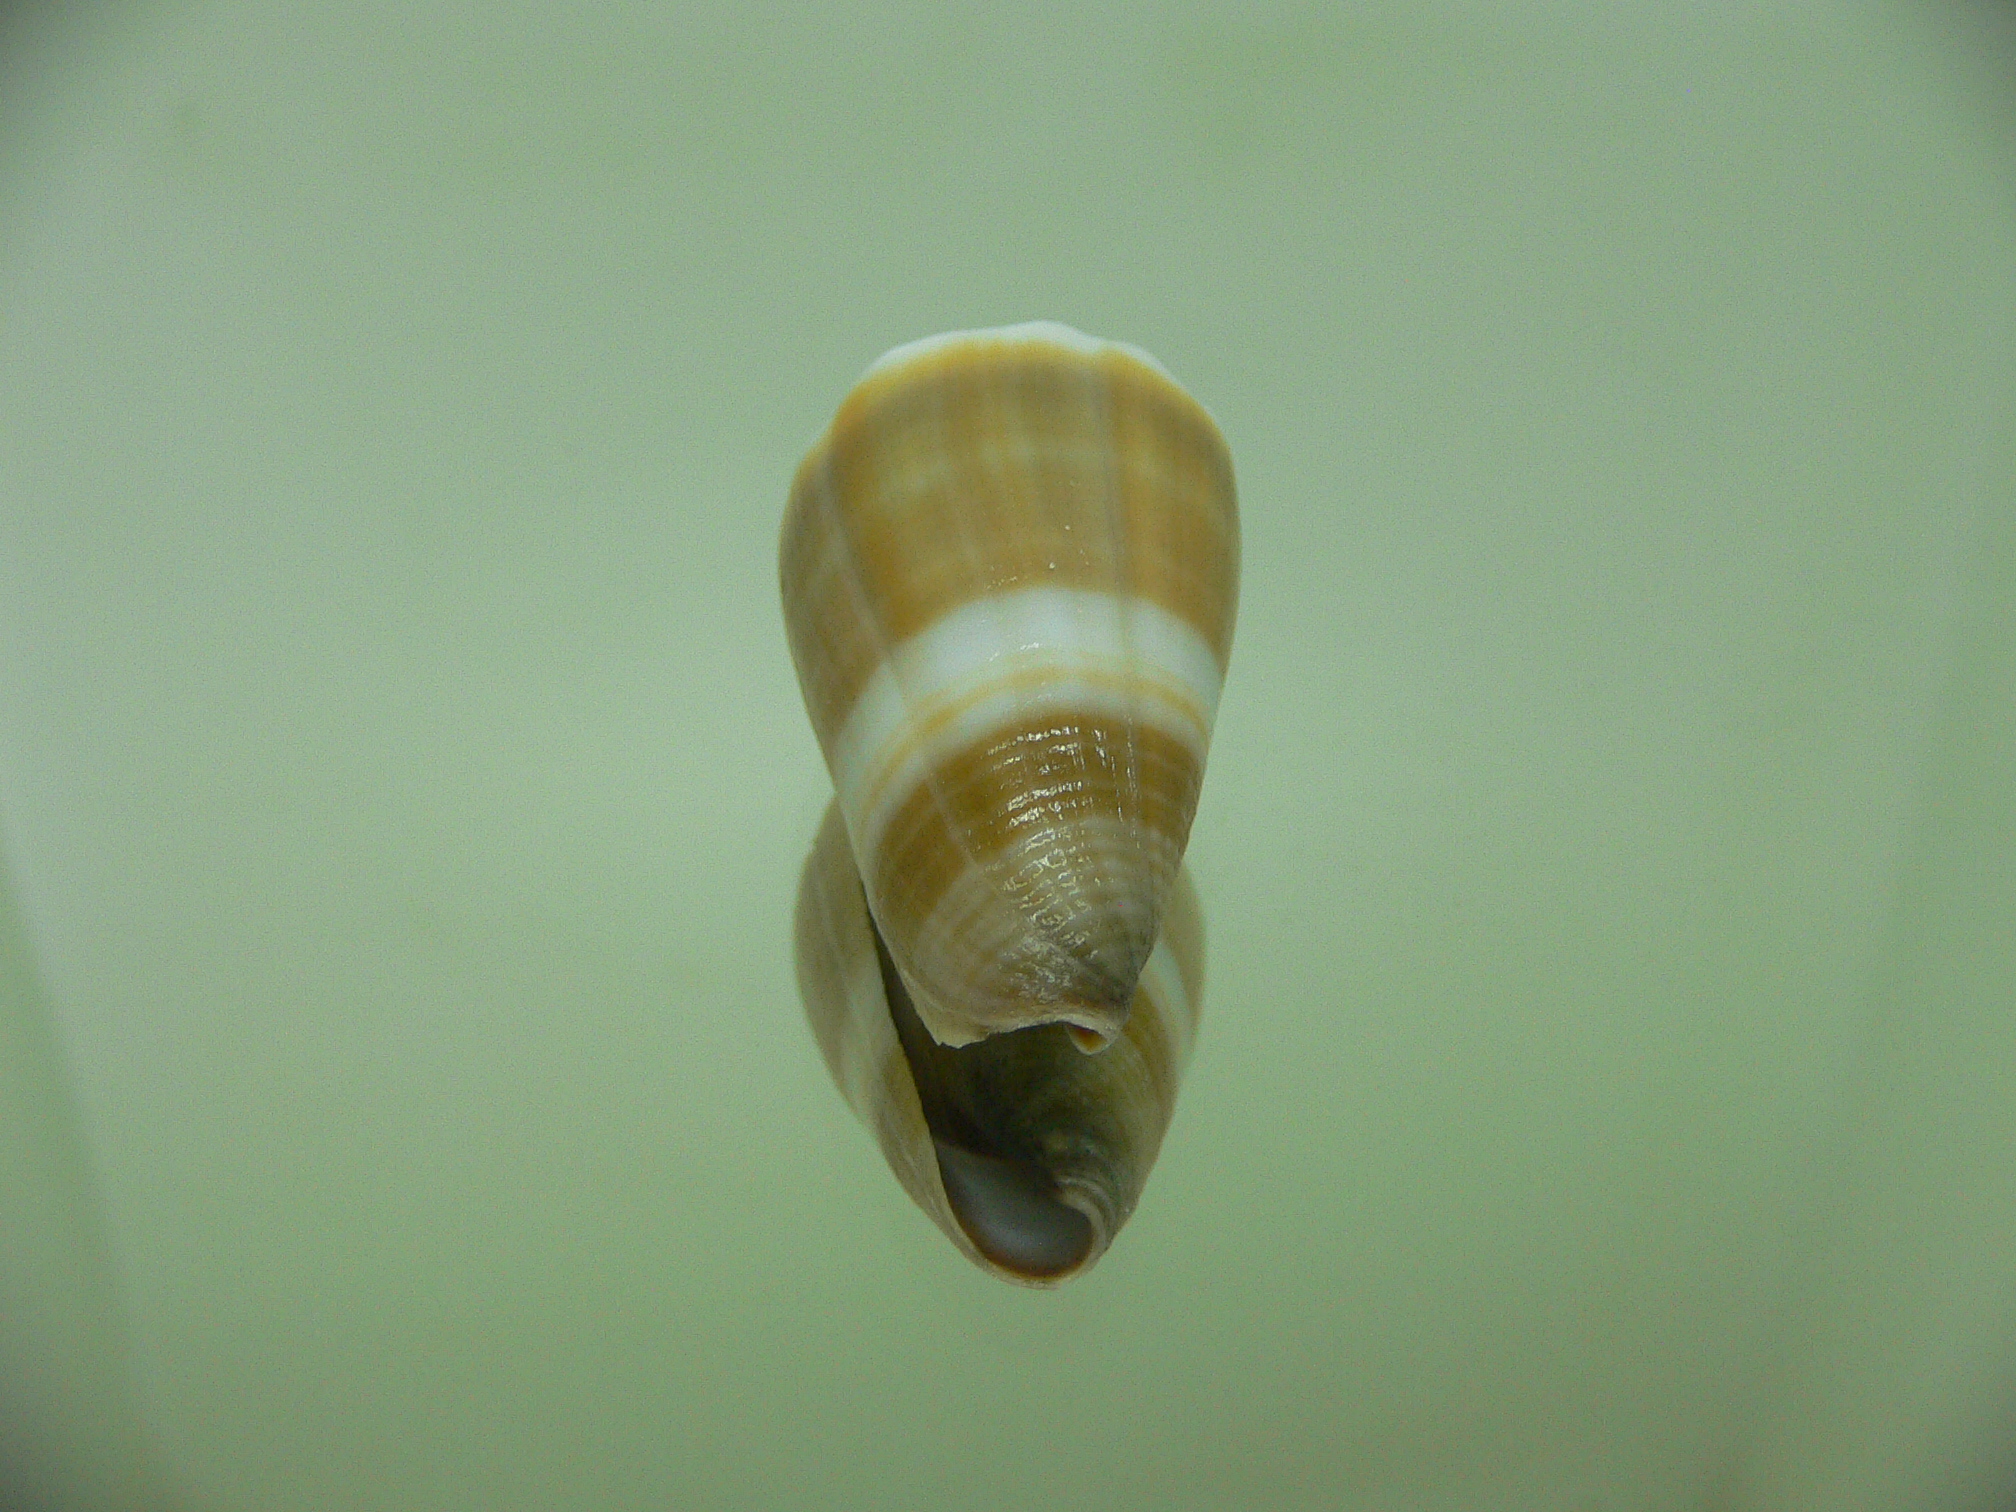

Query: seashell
<box><xmin>779</xmin><ymin>322</ymin><xmax>1239</xmax><ymax>1051</ymax></box>
<box><xmin>781</xmin><ymin>323</ymin><xmax>1237</xmax><ymax>1282</ymax></box>
<box><xmin>793</xmin><ymin>799</ymin><xmax>1205</xmax><ymax>1284</ymax></box>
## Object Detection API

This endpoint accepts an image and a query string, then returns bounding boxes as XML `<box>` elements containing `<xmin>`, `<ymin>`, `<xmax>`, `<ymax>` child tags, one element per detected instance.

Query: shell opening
<box><xmin>931</xmin><ymin>1142</ymin><xmax>1096</xmax><ymax>1279</ymax></box>
<box><xmin>871</xmin><ymin>894</ymin><xmax>1118</xmax><ymax>1282</ymax></box>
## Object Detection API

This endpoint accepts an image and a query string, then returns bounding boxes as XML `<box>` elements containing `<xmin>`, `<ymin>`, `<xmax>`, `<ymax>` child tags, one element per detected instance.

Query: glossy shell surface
<box><xmin>780</xmin><ymin>322</ymin><xmax>1239</xmax><ymax>1050</ymax></box>
<box><xmin>782</xmin><ymin>323</ymin><xmax>1236</xmax><ymax>1283</ymax></box>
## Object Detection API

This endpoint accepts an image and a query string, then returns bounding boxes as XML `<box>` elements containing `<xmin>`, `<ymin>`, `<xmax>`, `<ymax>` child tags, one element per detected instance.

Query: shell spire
<box><xmin>780</xmin><ymin>323</ymin><xmax>1239</xmax><ymax>1050</ymax></box>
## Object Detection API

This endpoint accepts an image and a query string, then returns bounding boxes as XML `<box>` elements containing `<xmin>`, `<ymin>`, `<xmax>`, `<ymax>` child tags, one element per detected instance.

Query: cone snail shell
<box><xmin>782</xmin><ymin>323</ymin><xmax>1238</xmax><ymax>1284</ymax></box>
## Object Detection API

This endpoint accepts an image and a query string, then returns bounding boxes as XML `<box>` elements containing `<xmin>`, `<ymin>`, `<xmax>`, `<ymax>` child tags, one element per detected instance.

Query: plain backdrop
<box><xmin>2</xmin><ymin>4</ymin><xmax>2014</xmax><ymax>1509</ymax></box>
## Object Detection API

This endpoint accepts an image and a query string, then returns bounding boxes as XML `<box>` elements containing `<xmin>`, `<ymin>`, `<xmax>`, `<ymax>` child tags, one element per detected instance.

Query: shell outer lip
<box><xmin>893</xmin><ymin>968</ymin><xmax>1134</xmax><ymax>1053</ymax></box>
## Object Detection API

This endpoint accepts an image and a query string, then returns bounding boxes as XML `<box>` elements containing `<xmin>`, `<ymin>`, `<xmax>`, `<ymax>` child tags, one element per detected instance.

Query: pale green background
<box><xmin>2</xmin><ymin>3</ymin><xmax>2014</xmax><ymax>1510</ymax></box>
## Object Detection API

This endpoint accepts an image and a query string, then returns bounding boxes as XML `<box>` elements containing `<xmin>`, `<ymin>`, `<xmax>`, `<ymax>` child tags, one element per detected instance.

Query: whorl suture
<box><xmin>781</xmin><ymin>322</ymin><xmax>1237</xmax><ymax>1283</ymax></box>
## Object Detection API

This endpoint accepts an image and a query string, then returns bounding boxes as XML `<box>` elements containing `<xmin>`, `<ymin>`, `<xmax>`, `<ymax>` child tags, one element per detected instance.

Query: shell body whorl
<box><xmin>780</xmin><ymin>323</ymin><xmax>1239</xmax><ymax>1050</ymax></box>
<box><xmin>793</xmin><ymin>801</ymin><xmax>1204</xmax><ymax>1286</ymax></box>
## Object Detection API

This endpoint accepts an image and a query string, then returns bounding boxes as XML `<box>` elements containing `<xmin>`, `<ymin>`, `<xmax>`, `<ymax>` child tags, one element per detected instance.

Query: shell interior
<box><xmin>872</xmin><ymin>903</ymin><xmax>1108</xmax><ymax>1278</ymax></box>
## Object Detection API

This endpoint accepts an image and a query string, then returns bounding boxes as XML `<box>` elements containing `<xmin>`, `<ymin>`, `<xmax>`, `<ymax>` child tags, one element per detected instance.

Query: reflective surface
<box><xmin>2</xmin><ymin>4</ymin><xmax>2013</xmax><ymax>1509</ymax></box>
